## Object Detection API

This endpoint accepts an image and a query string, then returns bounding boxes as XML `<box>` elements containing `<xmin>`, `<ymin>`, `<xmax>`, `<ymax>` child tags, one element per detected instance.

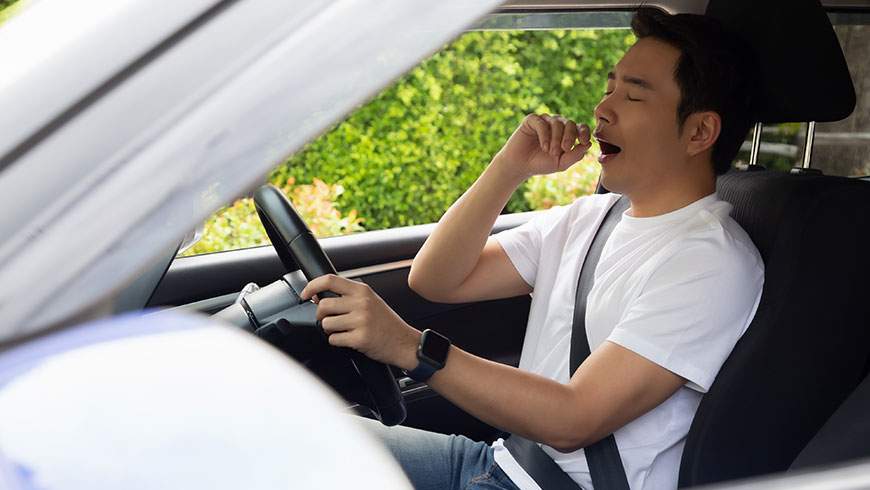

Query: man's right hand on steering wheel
<box><xmin>301</xmin><ymin>274</ymin><xmax>423</xmax><ymax>373</ymax></box>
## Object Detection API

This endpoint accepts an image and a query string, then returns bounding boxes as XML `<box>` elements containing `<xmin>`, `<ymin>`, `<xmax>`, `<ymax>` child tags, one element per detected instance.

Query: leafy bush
<box><xmin>271</xmin><ymin>29</ymin><xmax>634</xmax><ymax>230</ymax></box>
<box><xmin>524</xmin><ymin>146</ymin><xmax>602</xmax><ymax>209</ymax></box>
<box><xmin>0</xmin><ymin>0</ymin><xmax>635</xmax><ymax>255</ymax></box>
<box><xmin>0</xmin><ymin>0</ymin><xmax>25</xmax><ymax>25</ymax></box>
<box><xmin>183</xmin><ymin>178</ymin><xmax>364</xmax><ymax>256</ymax></box>
<box><xmin>198</xmin><ymin>28</ymin><xmax>634</xmax><ymax>255</ymax></box>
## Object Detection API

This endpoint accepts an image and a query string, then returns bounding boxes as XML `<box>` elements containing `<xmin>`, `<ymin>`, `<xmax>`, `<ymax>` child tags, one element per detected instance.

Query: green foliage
<box><xmin>0</xmin><ymin>5</ymin><xmax>633</xmax><ymax>255</ymax></box>
<box><xmin>1</xmin><ymin>20</ymin><xmax>628</xmax><ymax>256</ymax></box>
<box><xmin>270</xmin><ymin>29</ymin><xmax>633</xmax><ymax>230</ymax></box>
<box><xmin>183</xmin><ymin>179</ymin><xmax>364</xmax><ymax>256</ymax></box>
<box><xmin>0</xmin><ymin>0</ymin><xmax>24</xmax><ymax>25</ymax></box>
<box><xmin>758</xmin><ymin>122</ymin><xmax>805</xmax><ymax>172</ymax></box>
<box><xmin>524</xmin><ymin>146</ymin><xmax>602</xmax><ymax>209</ymax></box>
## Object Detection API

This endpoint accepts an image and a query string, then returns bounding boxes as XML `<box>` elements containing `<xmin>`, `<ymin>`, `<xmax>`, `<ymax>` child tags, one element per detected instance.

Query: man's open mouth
<box><xmin>599</xmin><ymin>141</ymin><xmax>622</xmax><ymax>155</ymax></box>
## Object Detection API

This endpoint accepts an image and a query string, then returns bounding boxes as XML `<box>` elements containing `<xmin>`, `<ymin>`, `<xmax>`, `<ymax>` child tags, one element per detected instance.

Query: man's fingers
<box><xmin>521</xmin><ymin>114</ymin><xmax>587</xmax><ymax>156</ymax></box>
<box><xmin>562</xmin><ymin>122</ymin><xmax>580</xmax><ymax>151</ymax></box>
<box><xmin>300</xmin><ymin>274</ymin><xmax>360</xmax><ymax>300</ymax></box>
<box><xmin>549</xmin><ymin>117</ymin><xmax>565</xmax><ymax>157</ymax></box>
<box><xmin>578</xmin><ymin>123</ymin><xmax>591</xmax><ymax>147</ymax></box>
<box><xmin>523</xmin><ymin>114</ymin><xmax>551</xmax><ymax>152</ymax></box>
<box><xmin>314</xmin><ymin>297</ymin><xmax>354</xmax><ymax>322</ymax></box>
<box><xmin>560</xmin><ymin>141</ymin><xmax>590</xmax><ymax>168</ymax></box>
<box><xmin>321</xmin><ymin>313</ymin><xmax>355</xmax><ymax>334</ymax></box>
<box><xmin>326</xmin><ymin>330</ymin><xmax>360</xmax><ymax>349</ymax></box>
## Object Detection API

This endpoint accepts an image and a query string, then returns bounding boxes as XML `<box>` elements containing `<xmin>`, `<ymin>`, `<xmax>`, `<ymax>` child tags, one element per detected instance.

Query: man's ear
<box><xmin>684</xmin><ymin>111</ymin><xmax>721</xmax><ymax>157</ymax></box>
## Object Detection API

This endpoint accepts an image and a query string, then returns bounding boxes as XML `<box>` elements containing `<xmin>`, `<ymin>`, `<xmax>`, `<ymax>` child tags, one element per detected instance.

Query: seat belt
<box><xmin>505</xmin><ymin>195</ymin><xmax>631</xmax><ymax>490</ymax></box>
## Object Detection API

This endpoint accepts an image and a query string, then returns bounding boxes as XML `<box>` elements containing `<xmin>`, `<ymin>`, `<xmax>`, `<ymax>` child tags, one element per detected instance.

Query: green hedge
<box><xmin>182</xmin><ymin>179</ymin><xmax>364</xmax><ymax>256</ymax></box>
<box><xmin>0</xmin><ymin>0</ymin><xmax>23</xmax><ymax>24</ymax></box>
<box><xmin>271</xmin><ymin>29</ymin><xmax>634</xmax><ymax>230</ymax></box>
<box><xmin>0</xmin><ymin>0</ymin><xmax>635</xmax><ymax>254</ymax></box>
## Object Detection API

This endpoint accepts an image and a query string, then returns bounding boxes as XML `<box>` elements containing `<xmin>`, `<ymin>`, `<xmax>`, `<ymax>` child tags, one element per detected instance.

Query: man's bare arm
<box><xmin>408</xmin><ymin>165</ymin><xmax>532</xmax><ymax>304</ymax></box>
<box><xmin>427</xmin><ymin>341</ymin><xmax>685</xmax><ymax>452</ymax></box>
<box><xmin>408</xmin><ymin>114</ymin><xmax>591</xmax><ymax>304</ymax></box>
<box><xmin>303</xmin><ymin>275</ymin><xmax>686</xmax><ymax>453</ymax></box>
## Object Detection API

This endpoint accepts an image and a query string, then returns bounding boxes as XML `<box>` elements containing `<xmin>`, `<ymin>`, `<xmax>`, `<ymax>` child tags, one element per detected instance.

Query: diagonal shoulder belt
<box><xmin>505</xmin><ymin>195</ymin><xmax>631</xmax><ymax>490</ymax></box>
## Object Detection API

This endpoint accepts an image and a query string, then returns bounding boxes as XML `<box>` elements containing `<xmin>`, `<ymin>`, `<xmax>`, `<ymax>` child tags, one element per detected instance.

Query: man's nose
<box><xmin>594</xmin><ymin>98</ymin><xmax>613</xmax><ymax>126</ymax></box>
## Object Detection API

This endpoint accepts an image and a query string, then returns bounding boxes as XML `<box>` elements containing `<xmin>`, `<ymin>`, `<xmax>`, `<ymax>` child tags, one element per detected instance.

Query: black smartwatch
<box><xmin>405</xmin><ymin>329</ymin><xmax>451</xmax><ymax>382</ymax></box>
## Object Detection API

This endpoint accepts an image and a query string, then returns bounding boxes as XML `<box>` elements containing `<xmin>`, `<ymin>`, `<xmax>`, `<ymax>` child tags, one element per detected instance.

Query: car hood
<box><xmin>0</xmin><ymin>0</ymin><xmax>502</xmax><ymax>341</ymax></box>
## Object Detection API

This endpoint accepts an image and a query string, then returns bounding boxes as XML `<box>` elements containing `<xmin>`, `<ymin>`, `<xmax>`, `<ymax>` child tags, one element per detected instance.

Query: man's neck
<box><xmin>625</xmin><ymin>180</ymin><xmax>716</xmax><ymax>218</ymax></box>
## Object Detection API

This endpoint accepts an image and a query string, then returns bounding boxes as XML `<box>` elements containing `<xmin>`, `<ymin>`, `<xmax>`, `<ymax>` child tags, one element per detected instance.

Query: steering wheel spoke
<box><xmin>250</xmin><ymin>184</ymin><xmax>406</xmax><ymax>426</ymax></box>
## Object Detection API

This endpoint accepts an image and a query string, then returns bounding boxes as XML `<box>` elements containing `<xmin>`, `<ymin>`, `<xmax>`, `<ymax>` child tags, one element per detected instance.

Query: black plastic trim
<box><xmin>149</xmin><ymin>211</ymin><xmax>537</xmax><ymax>307</ymax></box>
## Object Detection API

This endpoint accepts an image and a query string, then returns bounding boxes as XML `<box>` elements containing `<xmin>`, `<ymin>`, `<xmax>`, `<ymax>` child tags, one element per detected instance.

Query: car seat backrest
<box><xmin>678</xmin><ymin>170</ymin><xmax>870</xmax><ymax>487</ymax></box>
<box><xmin>790</xmin><ymin>370</ymin><xmax>870</xmax><ymax>470</ymax></box>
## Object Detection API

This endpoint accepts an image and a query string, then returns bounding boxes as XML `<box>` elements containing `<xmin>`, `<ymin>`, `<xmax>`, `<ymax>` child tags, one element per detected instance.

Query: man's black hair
<box><xmin>631</xmin><ymin>8</ymin><xmax>758</xmax><ymax>175</ymax></box>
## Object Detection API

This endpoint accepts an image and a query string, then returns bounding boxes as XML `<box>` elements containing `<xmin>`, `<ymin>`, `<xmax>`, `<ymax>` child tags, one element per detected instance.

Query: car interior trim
<box><xmin>341</xmin><ymin>259</ymin><xmax>415</xmax><ymax>280</ymax></box>
<box><xmin>169</xmin><ymin>292</ymin><xmax>239</xmax><ymax>315</ymax></box>
<box><xmin>497</xmin><ymin>0</ymin><xmax>708</xmax><ymax>15</ymax></box>
<box><xmin>497</xmin><ymin>0</ymin><xmax>870</xmax><ymax>14</ymax></box>
<box><xmin>169</xmin><ymin>260</ymin><xmax>415</xmax><ymax>315</ymax></box>
<box><xmin>823</xmin><ymin>0</ymin><xmax>870</xmax><ymax>9</ymax></box>
<box><xmin>150</xmin><ymin>211</ymin><xmax>538</xmax><ymax>308</ymax></box>
<box><xmin>474</xmin><ymin>11</ymin><xmax>633</xmax><ymax>30</ymax></box>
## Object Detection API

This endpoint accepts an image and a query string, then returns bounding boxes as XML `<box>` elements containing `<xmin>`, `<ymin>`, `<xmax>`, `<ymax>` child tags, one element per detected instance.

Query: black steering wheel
<box><xmin>252</xmin><ymin>184</ymin><xmax>406</xmax><ymax>426</ymax></box>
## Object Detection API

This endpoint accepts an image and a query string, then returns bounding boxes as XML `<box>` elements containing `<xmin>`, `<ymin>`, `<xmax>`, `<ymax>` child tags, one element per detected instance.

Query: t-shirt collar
<box><xmin>620</xmin><ymin>193</ymin><xmax>719</xmax><ymax>230</ymax></box>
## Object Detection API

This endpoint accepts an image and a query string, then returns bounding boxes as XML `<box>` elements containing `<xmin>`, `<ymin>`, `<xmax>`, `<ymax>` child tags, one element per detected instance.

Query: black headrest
<box><xmin>679</xmin><ymin>170</ymin><xmax>870</xmax><ymax>486</ymax></box>
<box><xmin>705</xmin><ymin>0</ymin><xmax>855</xmax><ymax>123</ymax></box>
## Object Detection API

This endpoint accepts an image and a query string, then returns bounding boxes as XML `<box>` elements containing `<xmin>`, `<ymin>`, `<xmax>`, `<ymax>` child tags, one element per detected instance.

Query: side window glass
<box><xmin>734</xmin><ymin>123</ymin><xmax>809</xmax><ymax>172</ymax></box>
<box><xmin>811</xmin><ymin>14</ymin><xmax>870</xmax><ymax>177</ymax></box>
<box><xmin>183</xmin><ymin>13</ymin><xmax>635</xmax><ymax>256</ymax></box>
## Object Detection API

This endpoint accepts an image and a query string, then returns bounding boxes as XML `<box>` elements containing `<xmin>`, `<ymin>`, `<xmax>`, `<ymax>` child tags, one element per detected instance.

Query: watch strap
<box><xmin>405</xmin><ymin>361</ymin><xmax>439</xmax><ymax>382</ymax></box>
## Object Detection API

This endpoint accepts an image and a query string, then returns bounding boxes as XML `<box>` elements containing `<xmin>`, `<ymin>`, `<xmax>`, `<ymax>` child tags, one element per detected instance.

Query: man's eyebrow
<box><xmin>607</xmin><ymin>71</ymin><xmax>655</xmax><ymax>91</ymax></box>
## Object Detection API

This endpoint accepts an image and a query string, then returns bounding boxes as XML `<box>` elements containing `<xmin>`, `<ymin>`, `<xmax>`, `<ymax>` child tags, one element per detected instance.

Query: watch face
<box><xmin>419</xmin><ymin>330</ymin><xmax>451</xmax><ymax>367</ymax></box>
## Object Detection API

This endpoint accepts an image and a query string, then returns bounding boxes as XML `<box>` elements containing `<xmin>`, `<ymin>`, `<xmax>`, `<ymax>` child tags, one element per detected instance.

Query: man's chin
<box><xmin>599</xmin><ymin>167</ymin><xmax>626</xmax><ymax>194</ymax></box>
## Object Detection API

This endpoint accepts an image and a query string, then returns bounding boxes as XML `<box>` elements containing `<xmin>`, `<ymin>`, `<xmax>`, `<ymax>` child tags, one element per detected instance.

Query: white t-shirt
<box><xmin>490</xmin><ymin>193</ymin><xmax>764</xmax><ymax>490</ymax></box>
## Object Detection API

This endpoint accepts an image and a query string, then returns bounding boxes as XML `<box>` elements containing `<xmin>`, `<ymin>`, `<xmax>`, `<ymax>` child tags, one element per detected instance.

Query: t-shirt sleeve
<box><xmin>606</xmin><ymin>238</ymin><xmax>764</xmax><ymax>393</ymax></box>
<box><xmin>491</xmin><ymin>204</ymin><xmax>572</xmax><ymax>289</ymax></box>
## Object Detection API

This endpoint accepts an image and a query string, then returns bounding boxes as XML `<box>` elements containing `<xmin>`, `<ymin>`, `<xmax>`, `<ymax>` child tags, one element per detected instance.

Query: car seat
<box><xmin>790</xmin><ymin>369</ymin><xmax>870</xmax><ymax>470</ymax></box>
<box><xmin>676</xmin><ymin>0</ymin><xmax>866</xmax><ymax>483</ymax></box>
<box><xmin>678</xmin><ymin>170</ymin><xmax>870</xmax><ymax>486</ymax></box>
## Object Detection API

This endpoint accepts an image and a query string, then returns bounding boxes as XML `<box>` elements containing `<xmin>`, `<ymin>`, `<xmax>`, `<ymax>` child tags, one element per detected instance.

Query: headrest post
<box><xmin>749</xmin><ymin>122</ymin><xmax>762</xmax><ymax>167</ymax></box>
<box><xmin>802</xmin><ymin>121</ymin><xmax>816</xmax><ymax>169</ymax></box>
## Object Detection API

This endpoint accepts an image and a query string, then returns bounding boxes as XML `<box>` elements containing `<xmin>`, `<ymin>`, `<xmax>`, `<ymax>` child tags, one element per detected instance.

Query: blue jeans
<box><xmin>359</xmin><ymin>418</ymin><xmax>521</xmax><ymax>490</ymax></box>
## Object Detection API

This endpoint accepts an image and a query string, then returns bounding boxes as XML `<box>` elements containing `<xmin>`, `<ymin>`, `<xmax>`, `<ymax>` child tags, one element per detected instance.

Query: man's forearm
<box><xmin>303</xmin><ymin>272</ymin><xmax>687</xmax><ymax>456</ymax></box>
<box><xmin>393</xmin><ymin>339</ymin><xmax>592</xmax><ymax>452</ymax></box>
<box><xmin>408</xmin><ymin>158</ymin><xmax>525</xmax><ymax>300</ymax></box>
